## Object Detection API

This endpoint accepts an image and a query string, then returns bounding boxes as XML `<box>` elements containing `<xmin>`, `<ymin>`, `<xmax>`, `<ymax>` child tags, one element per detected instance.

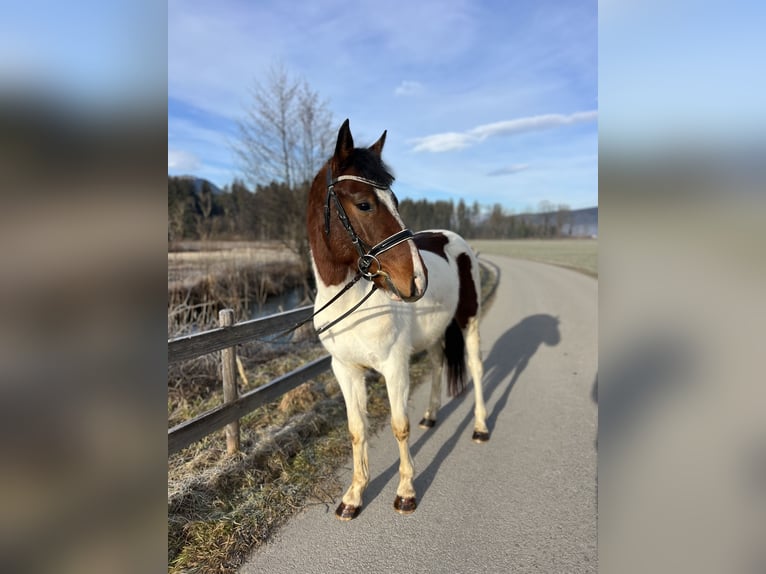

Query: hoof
<box><xmin>335</xmin><ymin>502</ymin><xmax>361</xmax><ymax>521</ymax></box>
<box><xmin>418</xmin><ymin>418</ymin><xmax>436</xmax><ymax>430</ymax></box>
<box><xmin>393</xmin><ymin>496</ymin><xmax>417</xmax><ymax>514</ymax></box>
<box><xmin>472</xmin><ymin>430</ymin><xmax>490</xmax><ymax>443</ymax></box>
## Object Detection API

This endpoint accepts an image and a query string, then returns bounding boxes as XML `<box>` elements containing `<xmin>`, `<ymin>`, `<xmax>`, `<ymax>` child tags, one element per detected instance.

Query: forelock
<box><xmin>338</xmin><ymin>147</ymin><xmax>395</xmax><ymax>188</ymax></box>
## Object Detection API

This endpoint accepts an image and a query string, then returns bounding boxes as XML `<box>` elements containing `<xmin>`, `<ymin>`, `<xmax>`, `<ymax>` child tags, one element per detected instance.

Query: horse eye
<box><xmin>356</xmin><ymin>202</ymin><xmax>372</xmax><ymax>212</ymax></box>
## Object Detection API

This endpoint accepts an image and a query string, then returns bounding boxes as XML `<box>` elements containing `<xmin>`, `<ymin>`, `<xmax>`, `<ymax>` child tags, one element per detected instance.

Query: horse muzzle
<box><xmin>382</xmin><ymin>271</ymin><xmax>427</xmax><ymax>303</ymax></box>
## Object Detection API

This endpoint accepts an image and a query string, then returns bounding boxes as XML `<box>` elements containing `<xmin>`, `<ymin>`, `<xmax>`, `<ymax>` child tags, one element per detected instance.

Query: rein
<box><xmin>272</xmin><ymin>273</ymin><xmax>374</xmax><ymax>340</ymax></box>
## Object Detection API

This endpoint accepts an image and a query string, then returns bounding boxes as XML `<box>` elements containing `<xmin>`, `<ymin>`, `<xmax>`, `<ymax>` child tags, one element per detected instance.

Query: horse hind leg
<box><xmin>332</xmin><ymin>360</ymin><xmax>369</xmax><ymax>520</ymax></box>
<box><xmin>418</xmin><ymin>344</ymin><xmax>444</xmax><ymax>430</ymax></box>
<box><xmin>465</xmin><ymin>316</ymin><xmax>489</xmax><ymax>443</ymax></box>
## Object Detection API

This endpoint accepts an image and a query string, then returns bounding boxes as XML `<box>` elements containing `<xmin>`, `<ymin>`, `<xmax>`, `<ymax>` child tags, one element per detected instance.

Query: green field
<box><xmin>469</xmin><ymin>239</ymin><xmax>598</xmax><ymax>278</ymax></box>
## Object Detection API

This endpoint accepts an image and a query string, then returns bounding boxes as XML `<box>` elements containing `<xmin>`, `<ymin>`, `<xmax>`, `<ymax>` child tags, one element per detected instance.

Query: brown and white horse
<box><xmin>307</xmin><ymin>119</ymin><xmax>488</xmax><ymax>520</ymax></box>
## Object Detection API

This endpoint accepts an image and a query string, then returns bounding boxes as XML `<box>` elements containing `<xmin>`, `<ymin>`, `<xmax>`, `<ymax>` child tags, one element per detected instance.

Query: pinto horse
<box><xmin>307</xmin><ymin>119</ymin><xmax>489</xmax><ymax>520</ymax></box>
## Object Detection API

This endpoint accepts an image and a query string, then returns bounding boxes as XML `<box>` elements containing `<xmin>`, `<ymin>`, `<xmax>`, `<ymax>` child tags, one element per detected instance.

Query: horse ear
<box><xmin>369</xmin><ymin>130</ymin><xmax>387</xmax><ymax>156</ymax></box>
<box><xmin>334</xmin><ymin>119</ymin><xmax>353</xmax><ymax>162</ymax></box>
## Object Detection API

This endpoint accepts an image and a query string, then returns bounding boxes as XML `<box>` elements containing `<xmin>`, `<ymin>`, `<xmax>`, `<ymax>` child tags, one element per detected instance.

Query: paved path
<box><xmin>240</xmin><ymin>255</ymin><xmax>598</xmax><ymax>573</ymax></box>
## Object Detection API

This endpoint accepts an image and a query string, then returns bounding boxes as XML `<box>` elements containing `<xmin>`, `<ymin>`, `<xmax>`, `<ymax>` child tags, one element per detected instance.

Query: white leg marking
<box><xmin>466</xmin><ymin>316</ymin><xmax>488</xmax><ymax>435</ymax></box>
<box><xmin>332</xmin><ymin>359</ymin><xmax>369</xmax><ymax>508</ymax></box>
<box><xmin>379</xmin><ymin>360</ymin><xmax>416</xmax><ymax>501</ymax></box>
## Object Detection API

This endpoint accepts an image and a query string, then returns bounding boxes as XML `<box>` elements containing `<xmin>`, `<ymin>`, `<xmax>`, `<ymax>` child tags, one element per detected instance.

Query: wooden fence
<box><xmin>167</xmin><ymin>305</ymin><xmax>331</xmax><ymax>455</ymax></box>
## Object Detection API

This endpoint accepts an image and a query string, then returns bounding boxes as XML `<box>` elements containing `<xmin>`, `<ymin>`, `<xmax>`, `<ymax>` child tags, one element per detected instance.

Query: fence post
<box><xmin>219</xmin><ymin>309</ymin><xmax>240</xmax><ymax>453</ymax></box>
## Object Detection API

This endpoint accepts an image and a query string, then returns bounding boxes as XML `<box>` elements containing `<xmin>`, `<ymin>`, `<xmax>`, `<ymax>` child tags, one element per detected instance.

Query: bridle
<box><xmin>324</xmin><ymin>166</ymin><xmax>414</xmax><ymax>280</ymax></box>
<box><xmin>275</xmin><ymin>165</ymin><xmax>421</xmax><ymax>340</ymax></box>
<box><xmin>292</xmin><ymin>166</ymin><xmax>415</xmax><ymax>336</ymax></box>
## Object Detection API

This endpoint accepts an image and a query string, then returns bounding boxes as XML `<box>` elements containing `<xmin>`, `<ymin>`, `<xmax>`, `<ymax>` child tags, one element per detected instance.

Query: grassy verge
<box><xmin>469</xmin><ymin>238</ymin><xmax>597</xmax><ymax>278</ymax></box>
<box><xmin>168</xmin><ymin>262</ymin><xmax>498</xmax><ymax>573</ymax></box>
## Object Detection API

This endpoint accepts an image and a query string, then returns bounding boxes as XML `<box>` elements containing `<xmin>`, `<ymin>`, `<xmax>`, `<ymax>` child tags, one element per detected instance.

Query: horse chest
<box><xmin>316</xmin><ymin>291</ymin><xmax>409</xmax><ymax>366</ymax></box>
<box><xmin>321</xmin><ymin>330</ymin><xmax>400</xmax><ymax>372</ymax></box>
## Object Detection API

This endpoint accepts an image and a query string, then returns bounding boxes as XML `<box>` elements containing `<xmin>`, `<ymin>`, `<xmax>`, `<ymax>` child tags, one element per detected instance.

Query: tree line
<box><xmin>168</xmin><ymin>175</ymin><xmax>574</xmax><ymax>243</ymax></box>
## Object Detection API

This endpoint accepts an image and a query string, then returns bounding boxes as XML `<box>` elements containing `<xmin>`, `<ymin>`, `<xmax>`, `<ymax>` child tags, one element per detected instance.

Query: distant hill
<box><xmin>171</xmin><ymin>175</ymin><xmax>224</xmax><ymax>196</ymax></box>
<box><xmin>515</xmin><ymin>206</ymin><xmax>598</xmax><ymax>238</ymax></box>
<box><xmin>563</xmin><ymin>206</ymin><xmax>598</xmax><ymax>237</ymax></box>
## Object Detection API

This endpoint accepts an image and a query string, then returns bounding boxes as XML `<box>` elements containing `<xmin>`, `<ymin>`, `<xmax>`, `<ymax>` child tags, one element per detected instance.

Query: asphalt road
<box><xmin>239</xmin><ymin>255</ymin><xmax>598</xmax><ymax>573</ymax></box>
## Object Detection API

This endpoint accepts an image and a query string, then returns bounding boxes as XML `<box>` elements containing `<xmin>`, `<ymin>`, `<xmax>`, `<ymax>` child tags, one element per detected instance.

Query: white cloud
<box><xmin>487</xmin><ymin>164</ymin><xmax>530</xmax><ymax>176</ymax></box>
<box><xmin>394</xmin><ymin>80</ymin><xmax>424</xmax><ymax>96</ymax></box>
<box><xmin>411</xmin><ymin>110</ymin><xmax>598</xmax><ymax>152</ymax></box>
<box><xmin>168</xmin><ymin>149</ymin><xmax>201</xmax><ymax>171</ymax></box>
<box><xmin>411</xmin><ymin>132</ymin><xmax>477</xmax><ymax>152</ymax></box>
<box><xmin>471</xmin><ymin>111</ymin><xmax>597</xmax><ymax>138</ymax></box>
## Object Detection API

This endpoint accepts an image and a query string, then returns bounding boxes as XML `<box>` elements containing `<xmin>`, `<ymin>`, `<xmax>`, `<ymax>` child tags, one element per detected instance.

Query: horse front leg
<box><xmin>418</xmin><ymin>343</ymin><xmax>444</xmax><ymax>430</ymax></box>
<box><xmin>332</xmin><ymin>359</ymin><xmax>369</xmax><ymax>520</ymax></box>
<box><xmin>380</xmin><ymin>361</ymin><xmax>417</xmax><ymax>514</ymax></box>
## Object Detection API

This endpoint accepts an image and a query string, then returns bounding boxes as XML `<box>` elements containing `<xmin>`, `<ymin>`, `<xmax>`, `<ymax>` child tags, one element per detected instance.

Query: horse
<box><xmin>307</xmin><ymin>119</ymin><xmax>489</xmax><ymax>520</ymax></box>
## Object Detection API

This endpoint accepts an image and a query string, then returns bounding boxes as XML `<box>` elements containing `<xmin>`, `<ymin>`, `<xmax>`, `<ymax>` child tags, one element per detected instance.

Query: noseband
<box><xmin>324</xmin><ymin>166</ymin><xmax>414</xmax><ymax>280</ymax></box>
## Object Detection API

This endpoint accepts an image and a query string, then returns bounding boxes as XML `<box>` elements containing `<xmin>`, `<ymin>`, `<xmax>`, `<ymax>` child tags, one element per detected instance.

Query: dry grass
<box><xmin>470</xmin><ymin>238</ymin><xmax>598</xmax><ymax>277</ymax></box>
<box><xmin>167</xmin><ymin>260</ymin><xmax>499</xmax><ymax>573</ymax></box>
<box><xmin>167</xmin><ymin>241</ymin><xmax>307</xmax><ymax>337</ymax></box>
<box><xmin>168</xmin><ymin>241</ymin><xmax>301</xmax><ymax>289</ymax></box>
<box><xmin>168</xmin><ymin>357</ymin><xmax>394</xmax><ymax>573</ymax></box>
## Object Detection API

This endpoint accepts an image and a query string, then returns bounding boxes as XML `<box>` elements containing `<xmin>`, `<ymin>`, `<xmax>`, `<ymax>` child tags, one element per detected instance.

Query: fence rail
<box><xmin>168</xmin><ymin>355</ymin><xmax>331</xmax><ymax>455</ymax></box>
<box><xmin>168</xmin><ymin>305</ymin><xmax>314</xmax><ymax>364</ymax></box>
<box><xmin>167</xmin><ymin>304</ymin><xmax>329</xmax><ymax>456</ymax></box>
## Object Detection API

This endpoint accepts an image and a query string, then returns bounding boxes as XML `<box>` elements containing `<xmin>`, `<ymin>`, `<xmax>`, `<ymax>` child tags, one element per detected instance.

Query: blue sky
<box><xmin>168</xmin><ymin>0</ymin><xmax>597</xmax><ymax>212</ymax></box>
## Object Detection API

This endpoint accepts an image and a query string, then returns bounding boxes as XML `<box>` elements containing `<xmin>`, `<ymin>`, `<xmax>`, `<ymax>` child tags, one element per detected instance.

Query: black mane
<box><xmin>337</xmin><ymin>147</ymin><xmax>395</xmax><ymax>188</ymax></box>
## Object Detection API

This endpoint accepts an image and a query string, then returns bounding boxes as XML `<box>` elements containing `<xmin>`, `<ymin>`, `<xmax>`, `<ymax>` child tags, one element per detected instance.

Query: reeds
<box><xmin>168</xmin><ymin>249</ymin><xmax>307</xmax><ymax>337</ymax></box>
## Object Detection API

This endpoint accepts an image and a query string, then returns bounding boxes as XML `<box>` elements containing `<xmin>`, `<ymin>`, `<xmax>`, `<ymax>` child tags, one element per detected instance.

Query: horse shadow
<box><xmin>362</xmin><ymin>313</ymin><xmax>561</xmax><ymax>510</ymax></box>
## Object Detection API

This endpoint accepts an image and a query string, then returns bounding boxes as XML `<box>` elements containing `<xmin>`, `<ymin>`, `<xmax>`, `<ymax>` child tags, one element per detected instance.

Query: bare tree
<box><xmin>296</xmin><ymin>82</ymin><xmax>334</xmax><ymax>187</ymax></box>
<box><xmin>235</xmin><ymin>63</ymin><xmax>333</xmax><ymax>190</ymax></box>
<box><xmin>234</xmin><ymin>63</ymin><xmax>334</xmax><ymax>288</ymax></box>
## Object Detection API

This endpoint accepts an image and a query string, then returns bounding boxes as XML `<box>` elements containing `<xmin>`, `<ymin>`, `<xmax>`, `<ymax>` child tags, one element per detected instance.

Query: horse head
<box><xmin>308</xmin><ymin>119</ymin><xmax>427</xmax><ymax>302</ymax></box>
